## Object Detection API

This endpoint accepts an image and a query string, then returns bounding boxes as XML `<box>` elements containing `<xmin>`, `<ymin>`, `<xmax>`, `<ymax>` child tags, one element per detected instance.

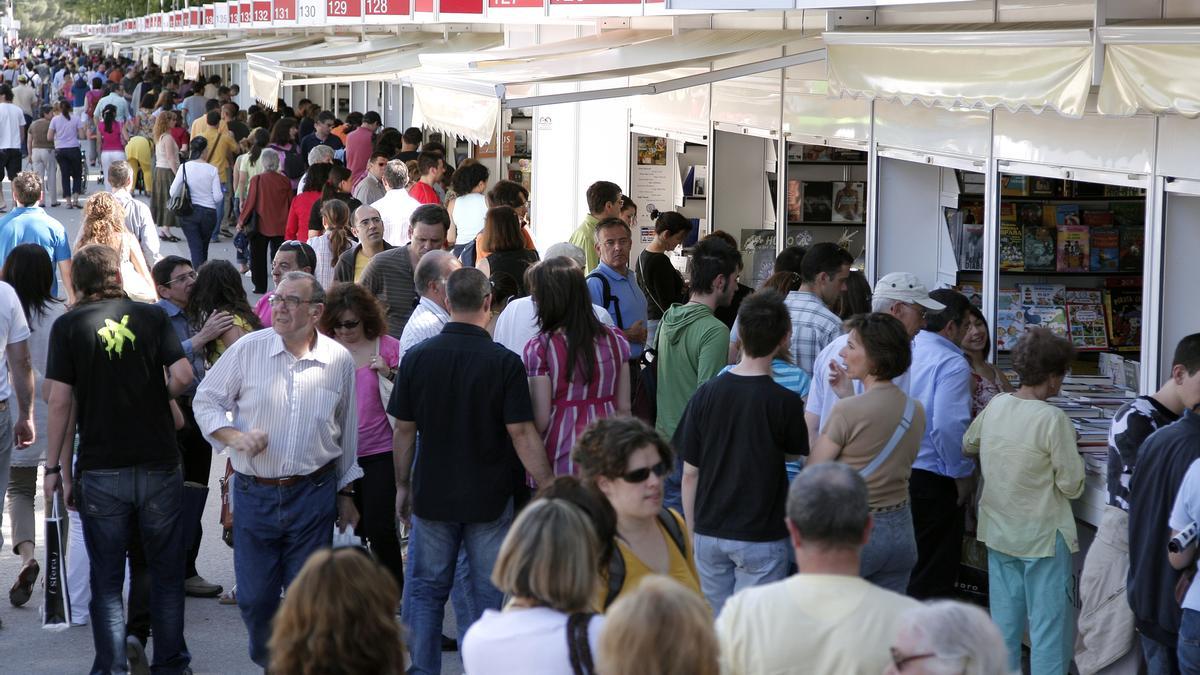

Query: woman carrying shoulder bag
<box><xmin>170</xmin><ymin>136</ymin><xmax>224</xmax><ymax>268</ymax></box>
<box><xmin>237</xmin><ymin>149</ymin><xmax>291</xmax><ymax>294</ymax></box>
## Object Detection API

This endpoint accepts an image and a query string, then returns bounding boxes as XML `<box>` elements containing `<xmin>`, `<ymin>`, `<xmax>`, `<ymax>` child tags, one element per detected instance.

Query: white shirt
<box><xmin>398</xmin><ymin>296</ymin><xmax>449</xmax><ymax>363</ymax></box>
<box><xmin>492</xmin><ymin>296</ymin><xmax>614</xmax><ymax>356</ymax></box>
<box><xmin>462</xmin><ymin>607</ymin><xmax>604</xmax><ymax>675</ymax></box>
<box><xmin>193</xmin><ymin>329</ymin><xmax>363</xmax><ymax>488</ymax></box>
<box><xmin>0</xmin><ymin>282</ymin><xmax>31</xmax><ymax>401</ymax></box>
<box><xmin>452</xmin><ymin>192</ymin><xmax>489</xmax><ymax>243</ymax></box>
<box><xmin>716</xmin><ymin>574</ymin><xmax>919</xmax><ymax>675</ymax></box>
<box><xmin>1171</xmin><ymin>459</ymin><xmax>1200</xmax><ymax>611</ymax></box>
<box><xmin>308</xmin><ymin>233</ymin><xmax>338</xmax><ymax>290</ymax></box>
<box><xmin>0</xmin><ymin>102</ymin><xmax>26</xmax><ymax>149</ymax></box>
<box><xmin>808</xmin><ymin>333</ymin><xmax>910</xmax><ymax>434</ymax></box>
<box><xmin>374</xmin><ymin>187</ymin><xmax>422</xmax><ymax>247</ymax></box>
<box><xmin>169</xmin><ymin>160</ymin><xmax>224</xmax><ymax>210</ymax></box>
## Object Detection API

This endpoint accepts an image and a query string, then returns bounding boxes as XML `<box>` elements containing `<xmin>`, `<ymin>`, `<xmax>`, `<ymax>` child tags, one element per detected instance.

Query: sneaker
<box><xmin>126</xmin><ymin>635</ymin><xmax>150</xmax><ymax>675</ymax></box>
<box><xmin>184</xmin><ymin>575</ymin><xmax>223</xmax><ymax>598</ymax></box>
<box><xmin>219</xmin><ymin>586</ymin><xmax>238</xmax><ymax>605</ymax></box>
<box><xmin>9</xmin><ymin>559</ymin><xmax>39</xmax><ymax>607</ymax></box>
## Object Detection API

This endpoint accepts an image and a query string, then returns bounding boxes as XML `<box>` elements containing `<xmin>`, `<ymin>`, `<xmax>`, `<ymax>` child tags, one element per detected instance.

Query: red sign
<box><xmin>240</xmin><ymin>1</ymin><xmax>253</xmax><ymax>22</ymax></box>
<box><xmin>414</xmin><ymin>0</ymin><xmax>433</xmax><ymax>10</ymax></box>
<box><xmin>253</xmin><ymin>0</ymin><xmax>272</xmax><ymax>20</ymax></box>
<box><xmin>229</xmin><ymin>4</ymin><xmax>240</xmax><ymax>23</ymax></box>
<box><xmin>191</xmin><ymin>8</ymin><xmax>201</xmax><ymax>24</ymax></box>
<box><xmin>204</xmin><ymin>7</ymin><xmax>214</xmax><ymax>24</ymax></box>
<box><xmin>365</xmin><ymin>0</ymin><xmax>409</xmax><ymax>16</ymax></box>
<box><xmin>489</xmin><ymin>0</ymin><xmax>541</xmax><ymax>6</ymax></box>
<box><xmin>274</xmin><ymin>0</ymin><xmax>297</xmax><ymax>20</ymax></box>
<box><xmin>549</xmin><ymin>0</ymin><xmax>639</xmax><ymax>3</ymax></box>
<box><xmin>326</xmin><ymin>0</ymin><xmax>362</xmax><ymax>17</ymax></box>
<box><xmin>440</xmin><ymin>0</ymin><xmax>481</xmax><ymax>10</ymax></box>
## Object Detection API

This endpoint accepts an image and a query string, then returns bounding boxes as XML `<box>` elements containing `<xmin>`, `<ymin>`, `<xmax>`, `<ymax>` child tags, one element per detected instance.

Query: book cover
<box><xmin>1104</xmin><ymin>287</ymin><xmax>1143</xmax><ymax>351</ymax></box>
<box><xmin>1118</xmin><ymin>225</ymin><xmax>1144</xmax><ymax>272</ymax></box>
<box><xmin>997</xmin><ymin>288</ymin><xmax>1021</xmax><ymax>310</ymax></box>
<box><xmin>1030</xmin><ymin>177</ymin><xmax>1060</xmax><ymax>197</ymax></box>
<box><xmin>961</xmin><ymin>220</ymin><xmax>984</xmax><ymax>271</ymax></box>
<box><xmin>831</xmin><ymin>181</ymin><xmax>865</xmax><ymax>223</ymax></box>
<box><xmin>1090</xmin><ymin>226</ymin><xmax>1119</xmax><ymax>272</ymax></box>
<box><xmin>1019</xmin><ymin>284</ymin><xmax>1066</xmax><ymax>307</ymax></box>
<box><xmin>1056</xmin><ymin>213</ymin><xmax>1089</xmax><ymax>273</ymax></box>
<box><xmin>1023</xmin><ymin>221</ymin><xmax>1057</xmax><ymax>272</ymax></box>
<box><xmin>1082</xmin><ymin>210</ymin><xmax>1114</xmax><ymax>228</ymax></box>
<box><xmin>786</xmin><ymin>179</ymin><xmax>802</xmax><ymax>223</ymax></box>
<box><xmin>999</xmin><ymin>204</ymin><xmax>1024</xmax><ymax>271</ymax></box>
<box><xmin>1001</xmin><ymin>175</ymin><xmax>1028</xmax><ymax>196</ymax></box>
<box><xmin>995</xmin><ymin>309</ymin><xmax>1025</xmax><ymax>351</ymax></box>
<box><xmin>1065</xmin><ymin>289</ymin><xmax>1103</xmax><ymax>305</ymax></box>
<box><xmin>801</xmin><ymin>182</ymin><xmax>832</xmax><ymax>222</ymax></box>
<box><xmin>1023</xmin><ymin>306</ymin><xmax>1069</xmax><ymax>339</ymax></box>
<box><xmin>1067</xmin><ymin>303</ymin><xmax>1109</xmax><ymax>351</ymax></box>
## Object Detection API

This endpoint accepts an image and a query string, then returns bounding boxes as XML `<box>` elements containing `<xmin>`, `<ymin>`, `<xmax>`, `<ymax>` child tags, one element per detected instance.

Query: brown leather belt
<box><xmin>250</xmin><ymin>461</ymin><xmax>336</xmax><ymax>487</ymax></box>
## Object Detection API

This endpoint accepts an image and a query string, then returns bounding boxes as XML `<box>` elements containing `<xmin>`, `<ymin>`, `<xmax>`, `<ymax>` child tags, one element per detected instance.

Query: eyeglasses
<box><xmin>332</xmin><ymin>319</ymin><xmax>360</xmax><ymax>330</ymax></box>
<box><xmin>164</xmin><ymin>270</ymin><xmax>196</xmax><ymax>286</ymax></box>
<box><xmin>268</xmin><ymin>294</ymin><xmax>316</xmax><ymax>309</ymax></box>
<box><xmin>620</xmin><ymin>461</ymin><xmax>669</xmax><ymax>484</ymax></box>
<box><xmin>889</xmin><ymin>648</ymin><xmax>939</xmax><ymax>671</ymax></box>
<box><xmin>906</xmin><ymin>303</ymin><xmax>928</xmax><ymax>319</ymax></box>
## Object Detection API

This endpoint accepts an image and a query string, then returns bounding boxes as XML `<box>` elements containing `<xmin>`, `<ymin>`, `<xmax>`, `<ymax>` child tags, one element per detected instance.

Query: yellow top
<box><xmin>963</xmin><ymin>393</ymin><xmax>1086</xmax><ymax>558</ymax></box>
<box><xmin>567</xmin><ymin>214</ymin><xmax>600</xmax><ymax>274</ymax></box>
<box><xmin>353</xmin><ymin>251</ymin><xmax>370</xmax><ymax>283</ymax></box>
<box><xmin>597</xmin><ymin>509</ymin><xmax>704</xmax><ymax>611</ymax></box>
<box><xmin>211</xmin><ymin>314</ymin><xmax>255</xmax><ymax>363</ymax></box>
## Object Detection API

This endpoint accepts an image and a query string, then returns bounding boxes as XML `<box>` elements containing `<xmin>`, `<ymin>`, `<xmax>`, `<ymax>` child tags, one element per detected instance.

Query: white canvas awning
<box><xmin>407</xmin><ymin>29</ymin><xmax>824</xmax><ymax>144</ymax></box>
<box><xmin>1097</xmin><ymin>23</ymin><xmax>1200</xmax><ymax>117</ymax></box>
<box><xmin>245</xmin><ymin>34</ymin><xmax>440</xmax><ymax>105</ymax></box>
<box><xmin>824</xmin><ymin>23</ymin><xmax>1095</xmax><ymax>118</ymax></box>
<box><xmin>182</xmin><ymin>36</ymin><xmax>323</xmax><ymax>80</ymax></box>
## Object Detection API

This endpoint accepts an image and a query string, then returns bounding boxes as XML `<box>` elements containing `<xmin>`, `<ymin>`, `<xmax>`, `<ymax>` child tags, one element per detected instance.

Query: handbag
<box><xmin>376</xmin><ymin>339</ymin><xmax>397</xmax><ymax>429</ymax></box>
<box><xmin>42</xmin><ymin>492</ymin><xmax>71</xmax><ymax>631</ymax></box>
<box><xmin>240</xmin><ymin>176</ymin><xmax>259</xmax><ymax>236</ymax></box>
<box><xmin>218</xmin><ymin>459</ymin><xmax>234</xmax><ymax>548</ymax></box>
<box><xmin>168</xmin><ymin>162</ymin><xmax>193</xmax><ymax>216</ymax></box>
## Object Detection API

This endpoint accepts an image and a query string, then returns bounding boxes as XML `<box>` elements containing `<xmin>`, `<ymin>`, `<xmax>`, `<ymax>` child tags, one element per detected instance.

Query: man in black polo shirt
<box><xmin>390</xmin><ymin>266</ymin><xmax>553</xmax><ymax>675</ymax></box>
<box><xmin>42</xmin><ymin>245</ymin><xmax>195</xmax><ymax>674</ymax></box>
<box><xmin>1127</xmin><ymin>344</ymin><xmax>1200</xmax><ymax>674</ymax></box>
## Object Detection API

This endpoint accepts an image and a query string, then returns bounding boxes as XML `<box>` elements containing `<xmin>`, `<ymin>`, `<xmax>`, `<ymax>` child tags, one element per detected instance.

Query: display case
<box><xmin>782</xmin><ymin>143</ymin><xmax>868</xmax><ymax>267</ymax></box>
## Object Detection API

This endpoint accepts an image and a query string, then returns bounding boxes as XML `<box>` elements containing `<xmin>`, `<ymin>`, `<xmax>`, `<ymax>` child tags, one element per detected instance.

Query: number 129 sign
<box><xmin>326</xmin><ymin>0</ymin><xmax>363</xmax><ymax>19</ymax></box>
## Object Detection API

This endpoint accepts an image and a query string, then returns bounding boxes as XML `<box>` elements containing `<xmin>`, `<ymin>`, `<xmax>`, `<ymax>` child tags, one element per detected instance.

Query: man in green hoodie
<box><xmin>658</xmin><ymin>237</ymin><xmax>742</xmax><ymax>511</ymax></box>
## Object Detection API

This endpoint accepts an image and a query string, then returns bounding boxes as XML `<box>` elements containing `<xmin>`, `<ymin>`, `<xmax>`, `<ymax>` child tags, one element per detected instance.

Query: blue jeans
<box><xmin>1145</xmin><ymin>634</ymin><xmax>1180</xmax><ymax>675</ymax></box>
<box><xmin>232</xmin><ymin>470</ymin><xmax>337</xmax><ymax>667</ymax></box>
<box><xmin>664</xmin><ymin>462</ymin><xmax>683</xmax><ymax>513</ymax></box>
<box><xmin>988</xmin><ymin>532</ymin><xmax>1073</xmax><ymax>675</ymax></box>
<box><xmin>693</xmin><ymin>533</ymin><xmax>790</xmax><ymax>616</ymax></box>
<box><xmin>79</xmin><ymin>464</ymin><xmax>189</xmax><ymax>675</ymax></box>
<box><xmin>401</xmin><ymin>500</ymin><xmax>513</xmax><ymax>675</ymax></box>
<box><xmin>179</xmin><ymin>204</ymin><xmax>217</xmax><ymax>268</ymax></box>
<box><xmin>1180</xmin><ymin>610</ymin><xmax>1200</xmax><ymax>675</ymax></box>
<box><xmin>860</xmin><ymin>504</ymin><xmax>918</xmax><ymax>594</ymax></box>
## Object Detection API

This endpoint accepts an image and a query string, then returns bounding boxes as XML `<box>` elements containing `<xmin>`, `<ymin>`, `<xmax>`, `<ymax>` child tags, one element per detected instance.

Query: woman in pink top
<box><xmin>96</xmin><ymin>104</ymin><xmax>129</xmax><ymax>189</ymax></box>
<box><xmin>318</xmin><ymin>283</ymin><xmax>404</xmax><ymax>591</ymax></box>
<box><xmin>523</xmin><ymin>257</ymin><xmax>632</xmax><ymax>480</ymax></box>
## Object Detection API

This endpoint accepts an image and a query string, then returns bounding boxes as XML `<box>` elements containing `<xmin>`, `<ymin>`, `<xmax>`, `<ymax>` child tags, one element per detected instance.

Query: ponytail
<box><xmin>102</xmin><ymin>105</ymin><xmax>115</xmax><ymax>134</ymax></box>
<box><xmin>322</xmin><ymin>200</ymin><xmax>352</xmax><ymax>267</ymax></box>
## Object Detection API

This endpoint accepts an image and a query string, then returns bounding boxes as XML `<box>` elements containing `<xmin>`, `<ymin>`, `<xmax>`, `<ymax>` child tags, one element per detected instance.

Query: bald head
<box><xmin>353</xmin><ymin>205</ymin><xmax>384</xmax><ymax>244</ymax></box>
<box><xmin>415</xmin><ymin>250</ymin><xmax>461</xmax><ymax>297</ymax></box>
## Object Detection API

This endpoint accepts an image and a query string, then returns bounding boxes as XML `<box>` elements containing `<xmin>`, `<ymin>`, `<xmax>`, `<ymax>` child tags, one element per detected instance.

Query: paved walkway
<box><xmin>0</xmin><ymin>168</ymin><xmax>464</xmax><ymax>673</ymax></box>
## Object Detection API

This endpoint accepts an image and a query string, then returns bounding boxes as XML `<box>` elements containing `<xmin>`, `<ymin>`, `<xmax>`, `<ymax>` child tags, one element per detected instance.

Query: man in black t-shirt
<box><xmin>676</xmin><ymin>290</ymin><xmax>808</xmax><ymax>616</ymax></box>
<box><xmin>42</xmin><ymin>245</ymin><xmax>195</xmax><ymax>674</ymax></box>
<box><xmin>389</xmin><ymin>267</ymin><xmax>553</xmax><ymax>674</ymax></box>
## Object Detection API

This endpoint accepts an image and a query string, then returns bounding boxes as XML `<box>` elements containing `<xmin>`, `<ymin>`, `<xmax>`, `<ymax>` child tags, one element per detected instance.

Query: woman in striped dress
<box><xmin>524</xmin><ymin>257</ymin><xmax>631</xmax><ymax>478</ymax></box>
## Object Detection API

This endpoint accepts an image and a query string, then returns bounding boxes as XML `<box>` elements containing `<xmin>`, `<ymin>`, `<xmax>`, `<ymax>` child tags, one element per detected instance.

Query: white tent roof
<box><xmin>1097</xmin><ymin>22</ymin><xmax>1200</xmax><ymax>117</ymax></box>
<box><xmin>181</xmin><ymin>36</ymin><xmax>323</xmax><ymax>80</ymax></box>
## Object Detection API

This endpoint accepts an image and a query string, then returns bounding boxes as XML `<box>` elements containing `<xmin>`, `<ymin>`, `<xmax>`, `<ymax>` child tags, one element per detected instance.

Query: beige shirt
<box><xmin>823</xmin><ymin>383</ymin><xmax>926</xmax><ymax>508</ymax></box>
<box><xmin>716</xmin><ymin>574</ymin><xmax>919</xmax><ymax>675</ymax></box>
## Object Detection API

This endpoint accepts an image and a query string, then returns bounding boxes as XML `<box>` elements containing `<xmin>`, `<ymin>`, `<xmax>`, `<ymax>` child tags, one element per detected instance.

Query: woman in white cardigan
<box><xmin>169</xmin><ymin>136</ymin><xmax>224</xmax><ymax>268</ymax></box>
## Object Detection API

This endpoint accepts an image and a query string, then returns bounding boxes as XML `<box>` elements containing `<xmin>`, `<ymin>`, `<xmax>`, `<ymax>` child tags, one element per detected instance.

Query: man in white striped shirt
<box><xmin>193</xmin><ymin>270</ymin><xmax>362</xmax><ymax>668</ymax></box>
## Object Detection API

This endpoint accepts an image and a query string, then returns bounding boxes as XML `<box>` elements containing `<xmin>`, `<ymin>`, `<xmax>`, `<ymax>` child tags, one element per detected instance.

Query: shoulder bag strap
<box><xmin>566</xmin><ymin>612</ymin><xmax>597</xmax><ymax>675</ymax></box>
<box><xmin>859</xmin><ymin>396</ymin><xmax>916</xmax><ymax>479</ymax></box>
<box><xmin>657</xmin><ymin>508</ymin><xmax>688</xmax><ymax>557</ymax></box>
<box><xmin>637</xmin><ymin>253</ymin><xmax>666</xmax><ymax>316</ymax></box>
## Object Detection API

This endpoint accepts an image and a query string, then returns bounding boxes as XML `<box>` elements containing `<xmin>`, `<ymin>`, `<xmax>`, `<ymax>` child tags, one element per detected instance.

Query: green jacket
<box><xmin>655</xmin><ymin>302</ymin><xmax>731</xmax><ymax>440</ymax></box>
<box><xmin>568</xmin><ymin>214</ymin><xmax>600</xmax><ymax>273</ymax></box>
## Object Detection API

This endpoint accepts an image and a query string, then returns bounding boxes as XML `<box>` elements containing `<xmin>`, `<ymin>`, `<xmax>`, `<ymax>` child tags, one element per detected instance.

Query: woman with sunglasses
<box><xmin>808</xmin><ymin>312</ymin><xmax>926</xmax><ymax>594</ymax></box>
<box><xmin>573</xmin><ymin>417</ymin><xmax>702</xmax><ymax>611</ymax></box>
<box><xmin>524</xmin><ymin>257</ymin><xmax>630</xmax><ymax>483</ymax></box>
<box><xmin>317</xmin><ymin>282</ymin><xmax>404</xmax><ymax>593</ymax></box>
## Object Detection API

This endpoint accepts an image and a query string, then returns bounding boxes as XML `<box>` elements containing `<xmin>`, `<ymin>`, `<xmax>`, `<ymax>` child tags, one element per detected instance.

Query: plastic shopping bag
<box><xmin>42</xmin><ymin>493</ymin><xmax>71</xmax><ymax>632</ymax></box>
<box><xmin>332</xmin><ymin>523</ymin><xmax>363</xmax><ymax>550</ymax></box>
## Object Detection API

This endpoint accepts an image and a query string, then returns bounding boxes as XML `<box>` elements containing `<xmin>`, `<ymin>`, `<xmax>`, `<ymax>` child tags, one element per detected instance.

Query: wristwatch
<box><xmin>45</xmin><ymin>465</ymin><xmax>62</xmax><ymax>475</ymax></box>
<box><xmin>338</xmin><ymin>488</ymin><xmax>355</xmax><ymax>498</ymax></box>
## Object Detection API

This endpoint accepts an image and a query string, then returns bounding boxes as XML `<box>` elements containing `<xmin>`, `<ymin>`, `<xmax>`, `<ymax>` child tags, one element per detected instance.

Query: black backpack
<box><xmin>586</xmin><ymin>271</ymin><xmax>623</xmax><ymax>328</ymax></box>
<box><xmin>603</xmin><ymin>509</ymin><xmax>688</xmax><ymax>610</ymax></box>
<box><xmin>273</xmin><ymin>145</ymin><xmax>305</xmax><ymax>180</ymax></box>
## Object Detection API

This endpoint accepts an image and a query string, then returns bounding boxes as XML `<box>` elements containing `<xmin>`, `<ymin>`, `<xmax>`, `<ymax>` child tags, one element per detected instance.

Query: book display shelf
<box><xmin>784</xmin><ymin>144</ymin><xmax>868</xmax><ymax>266</ymax></box>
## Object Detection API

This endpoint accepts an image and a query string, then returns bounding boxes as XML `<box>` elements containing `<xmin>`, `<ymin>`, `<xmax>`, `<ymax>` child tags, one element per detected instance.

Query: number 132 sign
<box><xmin>325</xmin><ymin>0</ymin><xmax>363</xmax><ymax>23</ymax></box>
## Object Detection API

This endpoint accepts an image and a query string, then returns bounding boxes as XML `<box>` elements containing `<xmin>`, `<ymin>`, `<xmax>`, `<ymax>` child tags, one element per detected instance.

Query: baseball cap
<box><xmin>874</xmin><ymin>272</ymin><xmax>946</xmax><ymax>311</ymax></box>
<box><xmin>546</xmin><ymin>242</ymin><xmax>586</xmax><ymax>268</ymax></box>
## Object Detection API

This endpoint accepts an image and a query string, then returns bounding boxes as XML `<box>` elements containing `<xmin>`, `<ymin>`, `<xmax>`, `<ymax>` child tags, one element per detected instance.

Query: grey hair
<box><xmin>446</xmin><ymin>267</ymin><xmax>490</xmax><ymax>314</ymax></box>
<box><xmin>383</xmin><ymin>159</ymin><xmax>409</xmax><ymax>190</ymax></box>
<box><xmin>280</xmin><ymin>271</ymin><xmax>324</xmax><ymax>305</ymax></box>
<box><xmin>545</xmin><ymin>242</ymin><xmax>586</xmax><ymax>268</ymax></box>
<box><xmin>872</xmin><ymin>296</ymin><xmax>902</xmax><ymax>313</ymax></box>
<box><xmin>307</xmin><ymin>144</ymin><xmax>335</xmax><ymax>165</ymax></box>
<box><xmin>415</xmin><ymin>250</ymin><xmax>457</xmax><ymax>298</ymax></box>
<box><xmin>786</xmin><ymin>462</ymin><xmax>869</xmax><ymax>549</ymax></box>
<box><xmin>260</xmin><ymin>149</ymin><xmax>280</xmax><ymax>173</ymax></box>
<box><xmin>901</xmin><ymin>601</ymin><xmax>1015</xmax><ymax>675</ymax></box>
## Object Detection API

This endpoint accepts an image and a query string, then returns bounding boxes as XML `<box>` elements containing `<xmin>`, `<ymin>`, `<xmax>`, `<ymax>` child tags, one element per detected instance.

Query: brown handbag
<box><xmin>218</xmin><ymin>459</ymin><xmax>234</xmax><ymax>547</ymax></box>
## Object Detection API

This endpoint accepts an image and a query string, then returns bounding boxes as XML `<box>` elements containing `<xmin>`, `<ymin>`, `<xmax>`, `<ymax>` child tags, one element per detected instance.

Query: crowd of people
<box><xmin>1</xmin><ymin>38</ymin><xmax>1200</xmax><ymax>675</ymax></box>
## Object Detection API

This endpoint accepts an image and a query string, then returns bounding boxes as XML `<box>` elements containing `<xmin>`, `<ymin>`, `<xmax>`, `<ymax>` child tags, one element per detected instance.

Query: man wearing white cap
<box><xmin>805</xmin><ymin>271</ymin><xmax>945</xmax><ymax>445</ymax></box>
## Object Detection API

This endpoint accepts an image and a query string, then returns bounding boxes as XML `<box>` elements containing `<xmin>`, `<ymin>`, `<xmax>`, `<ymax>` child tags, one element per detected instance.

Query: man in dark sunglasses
<box><xmin>714</xmin><ymin>463</ymin><xmax>920</xmax><ymax>674</ymax></box>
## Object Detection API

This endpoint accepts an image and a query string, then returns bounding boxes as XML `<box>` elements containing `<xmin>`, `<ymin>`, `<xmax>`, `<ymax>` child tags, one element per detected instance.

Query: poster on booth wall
<box><xmin>629</xmin><ymin>135</ymin><xmax>674</xmax><ymax>247</ymax></box>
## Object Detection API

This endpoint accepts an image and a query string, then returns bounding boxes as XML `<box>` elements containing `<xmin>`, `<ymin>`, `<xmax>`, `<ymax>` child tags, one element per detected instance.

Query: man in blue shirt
<box><xmin>906</xmin><ymin>287</ymin><xmax>975</xmax><ymax>599</ymax></box>
<box><xmin>586</xmin><ymin>217</ymin><xmax>648</xmax><ymax>359</ymax></box>
<box><xmin>91</xmin><ymin>82</ymin><xmax>130</xmax><ymax>125</ymax></box>
<box><xmin>0</xmin><ymin>171</ymin><xmax>73</xmax><ymax>302</ymax></box>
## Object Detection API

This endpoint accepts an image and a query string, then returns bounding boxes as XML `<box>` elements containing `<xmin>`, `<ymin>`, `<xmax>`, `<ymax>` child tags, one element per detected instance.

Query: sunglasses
<box><xmin>332</xmin><ymin>320</ymin><xmax>360</xmax><ymax>330</ymax></box>
<box><xmin>620</xmin><ymin>461</ymin><xmax>669</xmax><ymax>484</ymax></box>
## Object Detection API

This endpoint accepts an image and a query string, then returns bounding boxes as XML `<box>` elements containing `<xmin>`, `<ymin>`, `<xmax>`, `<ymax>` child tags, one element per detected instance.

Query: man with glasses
<box><xmin>805</xmin><ymin>271</ymin><xmax>944</xmax><ymax>450</ymax></box>
<box><xmin>334</xmin><ymin>205</ymin><xmax>393</xmax><ymax>284</ymax></box>
<box><xmin>360</xmin><ymin>204</ymin><xmax>449</xmax><ymax>339</ymax></box>
<box><xmin>714</xmin><ymin>463</ymin><xmax>919</xmax><ymax>675</ymax></box>
<box><xmin>252</xmin><ymin>240</ymin><xmax>315</xmax><ymax>327</ymax></box>
<box><xmin>399</xmin><ymin>250</ymin><xmax>460</xmax><ymax>363</ymax></box>
<box><xmin>194</xmin><ymin>270</ymin><xmax>362</xmax><ymax>668</ymax></box>
<box><xmin>352</xmin><ymin>150</ymin><xmax>390</xmax><ymax>206</ymax></box>
<box><xmin>586</xmin><ymin>217</ymin><xmax>648</xmax><ymax>359</ymax></box>
<box><xmin>375</xmin><ymin>159</ymin><xmax>421</xmax><ymax>247</ymax></box>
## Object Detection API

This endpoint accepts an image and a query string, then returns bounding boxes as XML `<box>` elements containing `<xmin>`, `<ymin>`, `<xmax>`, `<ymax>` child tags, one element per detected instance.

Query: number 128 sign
<box><xmin>325</xmin><ymin>0</ymin><xmax>362</xmax><ymax>23</ymax></box>
<box><xmin>365</xmin><ymin>0</ymin><xmax>410</xmax><ymax>20</ymax></box>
